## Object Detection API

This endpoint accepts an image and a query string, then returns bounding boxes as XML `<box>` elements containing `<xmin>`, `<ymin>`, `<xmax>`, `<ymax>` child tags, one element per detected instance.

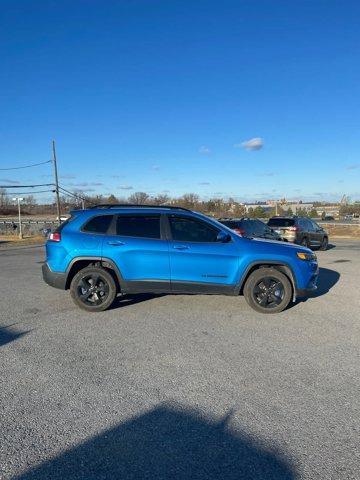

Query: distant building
<box><xmin>284</xmin><ymin>203</ymin><xmax>314</xmax><ymax>214</ymax></box>
<box><xmin>315</xmin><ymin>205</ymin><xmax>340</xmax><ymax>217</ymax></box>
<box><xmin>244</xmin><ymin>201</ymin><xmax>314</xmax><ymax>215</ymax></box>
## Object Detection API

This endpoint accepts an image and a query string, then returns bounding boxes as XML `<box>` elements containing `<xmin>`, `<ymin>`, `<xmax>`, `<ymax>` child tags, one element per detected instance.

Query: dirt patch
<box><xmin>0</xmin><ymin>235</ymin><xmax>45</xmax><ymax>248</ymax></box>
<box><xmin>322</xmin><ymin>224</ymin><xmax>360</xmax><ymax>238</ymax></box>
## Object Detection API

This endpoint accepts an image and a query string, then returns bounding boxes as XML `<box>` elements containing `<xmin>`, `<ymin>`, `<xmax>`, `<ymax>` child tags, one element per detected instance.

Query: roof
<box><xmin>90</xmin><ymin>204</ymin><xmax>192</xmax><ymax>212</ymax></box>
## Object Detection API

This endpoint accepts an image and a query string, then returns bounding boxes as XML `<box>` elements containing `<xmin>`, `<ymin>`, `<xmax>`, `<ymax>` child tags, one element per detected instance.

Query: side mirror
<box><xmin>216</xmin><ymin>231</ymin><xmax>231</xmax><ymax>243</ymax></box>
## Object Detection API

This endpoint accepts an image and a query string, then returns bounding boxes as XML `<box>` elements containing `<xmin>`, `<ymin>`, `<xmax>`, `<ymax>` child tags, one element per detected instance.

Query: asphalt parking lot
<box><xmin>1</xmin><ymin>239</ymin><xmax>359</xmax><ymax>479</ymax></box>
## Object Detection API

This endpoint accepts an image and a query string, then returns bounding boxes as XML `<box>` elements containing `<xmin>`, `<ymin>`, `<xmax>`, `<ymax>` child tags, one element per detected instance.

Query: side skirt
<box><xmin>122</xmin><ymin>280</ymin><xmax>238</xmax><ymax>296</ymax></box>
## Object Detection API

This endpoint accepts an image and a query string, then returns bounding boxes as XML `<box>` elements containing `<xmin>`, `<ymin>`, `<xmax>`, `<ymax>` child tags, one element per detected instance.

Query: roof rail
<box><xmin>90</xmin><ymin>203</ymin><xmax>192</xmax><ymax>212</ymax></box>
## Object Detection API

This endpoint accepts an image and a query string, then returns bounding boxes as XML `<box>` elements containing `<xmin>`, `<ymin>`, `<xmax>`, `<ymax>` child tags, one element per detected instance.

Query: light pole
<box><xmin>12</xmin><ymin>197</ymin><xmax>24</xmax><ymax>239</ymax></box>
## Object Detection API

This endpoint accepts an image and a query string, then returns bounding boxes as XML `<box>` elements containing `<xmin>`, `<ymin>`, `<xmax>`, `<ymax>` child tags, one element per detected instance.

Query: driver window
<box><xmin>169</xmin><ymin>216</ymin><xmax>219</xmax><ymax>242</ymax></box>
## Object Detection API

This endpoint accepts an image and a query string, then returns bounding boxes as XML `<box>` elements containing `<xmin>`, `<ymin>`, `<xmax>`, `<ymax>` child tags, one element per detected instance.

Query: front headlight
<box><xmin>297</xmin><ymin>252</ymin><xmax>317</xmax><ymax>261</ymax></box>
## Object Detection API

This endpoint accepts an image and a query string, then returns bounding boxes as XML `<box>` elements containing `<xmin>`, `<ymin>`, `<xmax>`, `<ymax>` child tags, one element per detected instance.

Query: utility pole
<box><xmin>12</xmin><ymin>197</ymin><xmax>24</xmax><ymax>239</ymax></box>
<box><xmin>52</xmin><ymin>140</ymin><xmax>61</xmax><ymax>225</ymax></box>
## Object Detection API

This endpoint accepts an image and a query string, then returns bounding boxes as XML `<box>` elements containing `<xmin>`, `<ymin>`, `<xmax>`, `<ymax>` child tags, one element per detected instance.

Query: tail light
<box><xmin>233</xmin><ymin>227</ymin><xmax>245</xmax><ymax>236</ymax></box>
<box><xmin>287</xmin><ymin>226</ymin><xmax>299</xmax><ymax>232</ymax></box>
<box><xmin>49</xmin><ymin>232</ymin><xmax>61</xmax><ymax>242</ymax></box>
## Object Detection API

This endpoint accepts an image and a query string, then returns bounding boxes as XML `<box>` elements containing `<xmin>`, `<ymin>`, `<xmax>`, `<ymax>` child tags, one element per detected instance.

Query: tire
<box><xmin>319</xmin><ymin>236</ymin><xmax>328</xmax><ymax>251</ymax></box>
<box><xmin>243</xmin><ymin>268</ymin><xmax>292</xmax><ymax>314</ymax></box>
<box><xmin>70</xmin><ymin>266</ymin><xmax>117</xmax><ymax>312</ymax></box>
<box><xmin>300</xmin><ymin>237</ymin><xmax>310</xmax><ymax>248</ymax></box>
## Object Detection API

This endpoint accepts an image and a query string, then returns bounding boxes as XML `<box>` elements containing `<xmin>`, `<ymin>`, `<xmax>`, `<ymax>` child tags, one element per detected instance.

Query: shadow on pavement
<box><xmin>290</xmin><ymin>267</ymin><xmax>340</xmax><ymax>308</ymax></box>
<box><xmin>0</xmin><ymin>324</ymin><xmax>29</xmax><ymax>347</ymax></box>
<box><xmin>109</xmin><ymin>292</ymin><xmax>164</xmax><ymax>310</ymax></box>
<box><xmin>310</xmin><ymin>267</ymin><xmax>340</xmax><ymax>298</ymax></box>
<box><xmin>14</xmin><ymin>403</ymin><xmax>297</xmax><ymax>480</ymax></box>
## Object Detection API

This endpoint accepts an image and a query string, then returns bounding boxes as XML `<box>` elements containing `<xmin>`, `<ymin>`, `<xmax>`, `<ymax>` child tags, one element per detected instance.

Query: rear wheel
<box><xmin>70</xmin><ymin>266</ymin><xmax>117</xmax><ymax>312</ymax></box>
<box><xmin>319</xmin><ymin>236</ymin><xmax>328</xmax><ymax>251</ymax></box>
<box><xmin>243</xmin><ymin>268</ymin><xmax>292</xmax><ymax>314</ymax></box>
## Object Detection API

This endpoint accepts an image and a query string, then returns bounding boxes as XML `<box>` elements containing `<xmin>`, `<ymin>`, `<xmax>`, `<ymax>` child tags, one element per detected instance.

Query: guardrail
<box><xmin>0</xmin><ymin>220</ymin><xmax>58</xmax><ymax>225</ymax></box>
<box><xmin>0</xmin><ymin>220</ymin><xmax>58</xmax><ymax>236</ymax></box>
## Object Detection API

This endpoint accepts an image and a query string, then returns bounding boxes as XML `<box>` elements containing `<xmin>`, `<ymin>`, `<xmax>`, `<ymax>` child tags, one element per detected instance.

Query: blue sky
<box><xmin>0</xmin><ymin>0</ymin><xmax>359</xmax><ymax>203</ymax></box>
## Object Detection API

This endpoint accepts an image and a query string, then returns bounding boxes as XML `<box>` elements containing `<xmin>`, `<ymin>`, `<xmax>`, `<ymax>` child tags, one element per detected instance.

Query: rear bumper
<box><xmin>42</xmin><ymin>262</ymin><xmax>67</xmax><ymax>290</ymax></box>
<box><xmin>282</xmin><ymin>234</ymin><xmax>297</xmax><ymax>243</ymax></box>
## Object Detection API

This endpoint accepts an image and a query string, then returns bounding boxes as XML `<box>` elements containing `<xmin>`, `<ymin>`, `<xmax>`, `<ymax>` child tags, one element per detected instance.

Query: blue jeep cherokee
<box><xmin>42</xmin><ymin>205</ymin><xmax>319</xmax><ymax>314</ymax></box>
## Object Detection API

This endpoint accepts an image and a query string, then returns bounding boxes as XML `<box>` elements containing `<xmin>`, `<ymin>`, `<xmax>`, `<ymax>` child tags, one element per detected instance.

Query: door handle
<box><xmin>173</xmin><ymin>245</ymin><xmax>189</xmax><ymax>250</ymax></box>
<box><xmin>107</xmin><ymin>241</ymin><xmax>125</xmax><ymax>246</ymax></box>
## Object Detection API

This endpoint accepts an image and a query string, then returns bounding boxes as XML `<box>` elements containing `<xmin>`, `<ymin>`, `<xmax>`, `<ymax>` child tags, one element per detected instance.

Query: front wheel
<box><xmin>70</xmin><ymin>266</ymin><xmax>117</xmax><ymax>312</ymax></box>
<box><xmin>243</xmin><ymin>268</ymin><xmax>292</xmax><ymax>314</ymax></box>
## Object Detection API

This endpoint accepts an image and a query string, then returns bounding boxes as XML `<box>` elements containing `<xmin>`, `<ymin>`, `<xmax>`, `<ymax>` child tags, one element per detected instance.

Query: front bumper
<box><xmin>295</xmin><ymin>268</ymin><xmax>318</xmax><ymax>297</ymax></box>
<box><xmin>42</xmin><ymin>263</ymin><xmax>67</xmax><ymax>290</ymax></box>
<box><xmin>296</xmin><ymin>285</ymin><xmax>317</xmax><ymax>297</ymax></box>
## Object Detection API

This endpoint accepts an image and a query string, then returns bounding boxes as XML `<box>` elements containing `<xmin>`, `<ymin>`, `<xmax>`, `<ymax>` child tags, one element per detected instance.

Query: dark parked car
<box><xmin>219</xmin><ymin>218</ymin><xmax>283</xmax><ymax>241</ymax></box>
<box><xmin>267</xmin><ymin>216</ymin><xmax>328</xmax><ymax>250</ymax></box>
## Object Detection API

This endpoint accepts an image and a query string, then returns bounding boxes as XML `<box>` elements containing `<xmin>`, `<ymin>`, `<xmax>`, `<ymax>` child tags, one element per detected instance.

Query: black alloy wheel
<box><xmin>243</xmin><ymin>267</ymin><xmax>292</xmax><ymax>314</ymax></box>
<box><xmin>70</xmin><ymin>266</ymin><xmax>117</xmax><ymax>312</ymax></box>
<box><xmin>253</xmin><ymin>277</ymin><xmax>285</xmax><ymax>308</ymax></box>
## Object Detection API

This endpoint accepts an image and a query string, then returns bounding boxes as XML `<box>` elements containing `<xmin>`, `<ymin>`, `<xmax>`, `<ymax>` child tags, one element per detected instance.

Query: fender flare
<box><xmin>65</xmin><ymin>256</ymin><xmax>126</xmax><ymax>290</ymax></box>
<box><xmin>236</xmin><ymin>261</ymin><xmax>297</xmax><ymax>300</ymax></box>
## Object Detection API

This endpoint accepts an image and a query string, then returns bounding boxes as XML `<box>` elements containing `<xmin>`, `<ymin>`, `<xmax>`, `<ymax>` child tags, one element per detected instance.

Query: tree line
<box><xmin>1</xmin><ymin>186</ymin><xmax>358</xmax><ymax>218</ymax></box>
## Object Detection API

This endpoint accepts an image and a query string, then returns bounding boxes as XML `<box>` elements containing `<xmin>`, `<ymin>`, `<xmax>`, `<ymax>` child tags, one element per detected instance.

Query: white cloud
<box><xmin>235</xmin><ymin>137</ymin><xmax>264</xmax><ymax>151</ymax></box>
<box><xmin>199</xmin><ymin>145</ymin><xmax>211</xmax><ymax>155</ymax></box>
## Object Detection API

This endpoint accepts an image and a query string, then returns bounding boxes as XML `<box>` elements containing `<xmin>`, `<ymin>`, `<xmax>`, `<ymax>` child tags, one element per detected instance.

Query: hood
<box><xmin>239</xmin><ymin>236</ymin><xmax>312</xmax><ymax>254</ymax></box>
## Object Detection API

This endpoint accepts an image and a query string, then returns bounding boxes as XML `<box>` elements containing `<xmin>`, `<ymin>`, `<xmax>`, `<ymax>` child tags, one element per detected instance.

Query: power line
<box><xmin>0</xmin><ymin>160</ymin><xmax>51</xmax><ymax>171</ymax></box>
<box><xmin>58</xmin><ymin>185</ymin><xmax>87</xmax><ymax>199</ymax></box>
<box><xmin>58</xmin><ymin>185</ymin><xmax>96</xmax><ymax>206</ymax></box>
<box><xmin>4</xmin><ymin>189</ymin><xmax>55</xmax><ymax>195</ymax></box>
<box><xmin>0</xmin><ymin>183</ymin><xmax>55</xmax><ymax>189</ymax></box>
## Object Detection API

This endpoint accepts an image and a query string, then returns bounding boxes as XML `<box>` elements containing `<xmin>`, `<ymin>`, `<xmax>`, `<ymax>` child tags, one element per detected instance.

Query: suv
<box><xmin>218</xmin><ymin>218</ymin><xmax>282</xmax><ymax>241</ymax></box>
<box><xmin>43</xmin><ymin>205</ymin><xmax>319</xmax><ymax>314</ymax></box>
<box><xmin>267</xmin><ymin>216</ymin><xmax>328</xmax><ymax>250</ymax></box>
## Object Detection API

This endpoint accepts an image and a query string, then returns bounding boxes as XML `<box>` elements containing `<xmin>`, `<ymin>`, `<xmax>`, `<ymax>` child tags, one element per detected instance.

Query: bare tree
<box><xmin>153</xmin><ymin>194</ymin><xmax>170</xmax><ymax>205</ymax></box>
<box><xmin>0</xmin><ymin>188</ymin><xmax>9</xmax><ymax>207</ymax></box>
<box><xmin>178</xmin><ymin>193</ymin><xmax>200</xmax><ymax>209</ymax></box>
<box><xmin>128</xmin><ymin>192</ymin><xmax>150</xmax><ymax>204</ymax></box>
<box><xmin>24</xmin><ymin>195</ymin><xmax>36</xmax><ymax>206</ymax></box>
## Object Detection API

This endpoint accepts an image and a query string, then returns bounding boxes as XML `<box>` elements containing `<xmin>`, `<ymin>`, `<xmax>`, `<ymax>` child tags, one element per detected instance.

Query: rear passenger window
<box><xmin>83</xmin><ymin>215</ymin><xmax>113</xmax><ymax>234</ymax></box>
<box><xmin>116</xmin><ymin>215</ymin><xmax>161</xmax><ymax>239</ymax></box>
<box><xmin>301</xmin><ymin>219</ymin><xmax>312</xmax><ymax>230</ymax></box>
